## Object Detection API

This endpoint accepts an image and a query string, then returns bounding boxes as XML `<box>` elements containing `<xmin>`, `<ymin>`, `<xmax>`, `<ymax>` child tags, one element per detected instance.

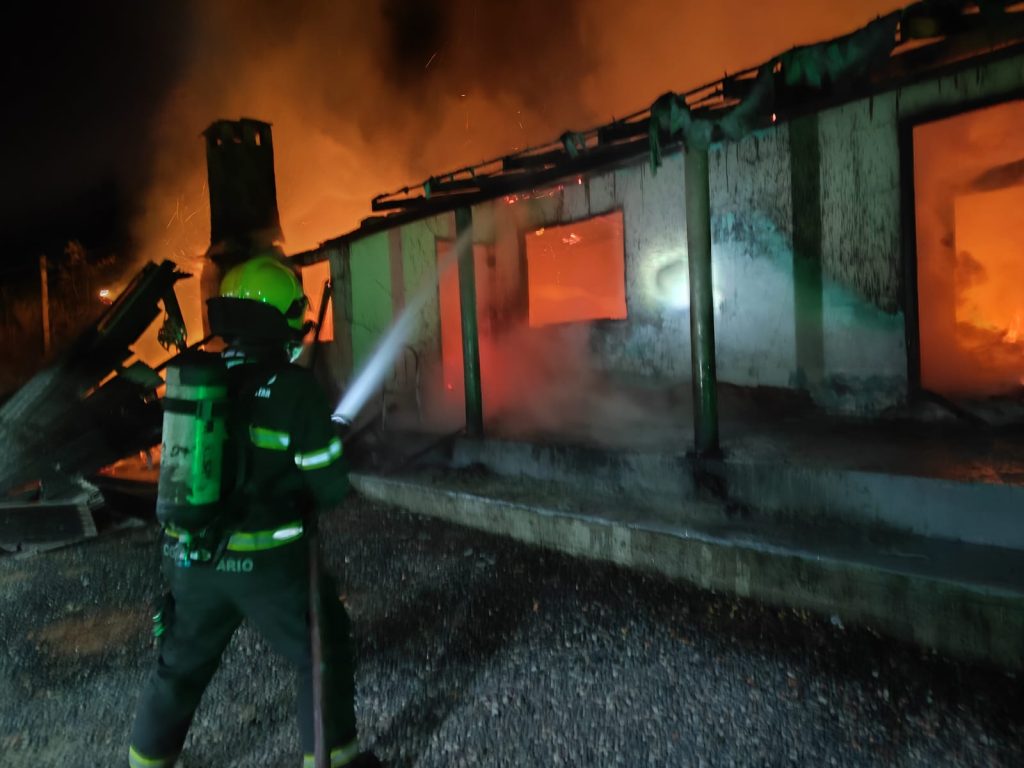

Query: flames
<box><xmin>914</xmin><ymin>99</ymin><xmax>1024</xmax><ymax>397</ymax></box>
<box><xmin>122</xmin><ymin>0</ymin><xmax>907</xmax><ymax>375</ymax></box>
<box><xmin>1004</xmin><ymin>312</ymin><xmax>1024</xmax><ymax>346</ymax></box>
<box><xmin>129</xmin><ymin>0</ymin><xmax>907</xmax><ymax>254</ymax></box>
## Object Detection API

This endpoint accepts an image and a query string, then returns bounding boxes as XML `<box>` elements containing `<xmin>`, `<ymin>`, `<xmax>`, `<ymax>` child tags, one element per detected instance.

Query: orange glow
<box><xmin>437</xmin><ymin>243</ymin><xmax>462</xmax><ymax>398</ymax></box>
<box><xmin>301</xmin><ymin>260</ymin><xmax>334</xmax><ymax>341</ymax></box>
<box><xmin>426</xmin><ymin>233</ymin><xmax>607</xmax><ymax>438</ymax></box>
<box><xmin>122</xmin><ymin>1</ymin><xmax>908</xmax><ymax>389</ymax></box>
<box><xmin>423</xmin><ymin>202</ymin><xmax>630</xmax><ymax>433</ymax></box>
<box><xmin>436</xmin><ymin>240</ymin><xmax>493</xmax><ymax>403</ymax></box>
<box><xmin>128</xmin><ymin>272</ymin><xmax>205</xmax><ymax>369</ymax></box>
<box><xmin>525</xmin><ymin>211</ymin><xmax>627</xmax><ymax>327</ymax></box>
<box><xmin>128</xmin><ymin>1</ymin><xmax>908</xmax><ymax>273</ymax></box>
<box><xmin>954</xmin><ymin>186</ymin><xmax>1024</xmax><ymax>338</ymax></box>
<box><xmin>99</xmin><ymin>445</ymin><xmax>161</xmax><ymax>482</ymax></box>
<box><xmin>914</xmin><ymin>99</ymin><xmax>1024</xmax><ymax>396</ymax></box>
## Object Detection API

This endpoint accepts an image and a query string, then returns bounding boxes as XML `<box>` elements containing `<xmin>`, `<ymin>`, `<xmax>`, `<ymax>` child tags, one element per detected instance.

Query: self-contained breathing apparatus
<box><xmin>156</xmin><ymin>252</ymin><xmax>311</xmax><ymax>568</ymax></box>
<box><xmin>156</xmin><ymin>351</ymin><xmax>241</xmax><ymax>567</ymax></box>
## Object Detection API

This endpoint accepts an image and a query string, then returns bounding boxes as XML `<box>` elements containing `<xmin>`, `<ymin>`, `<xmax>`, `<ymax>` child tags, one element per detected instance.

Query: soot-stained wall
<box><xmin>333</xmin><ymin>50</ymin><xmax>1024</xmax><ymax>417</ymax></box>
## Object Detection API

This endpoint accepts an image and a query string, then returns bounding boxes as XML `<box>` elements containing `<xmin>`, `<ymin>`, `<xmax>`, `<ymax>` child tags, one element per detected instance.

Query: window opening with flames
<box><xmin>914</xmin><ymin>99</ymin><xmax>1024</xmax><ymax>398</ymax></box>
<box><xmin>525</xmin><ymin>210</ymin><xmax>627</xmax><ymax>328</ymax></box>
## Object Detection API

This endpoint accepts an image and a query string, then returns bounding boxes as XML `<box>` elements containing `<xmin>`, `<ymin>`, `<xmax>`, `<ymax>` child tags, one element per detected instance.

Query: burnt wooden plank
<box><xmin>0</xmin><ymin>500</ymin><xmax>97</xmax><ymax>551</ymax></box>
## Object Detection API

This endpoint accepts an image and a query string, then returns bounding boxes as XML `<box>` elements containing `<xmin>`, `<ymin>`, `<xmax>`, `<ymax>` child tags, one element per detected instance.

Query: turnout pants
<box><xmin>129</xmin><ymin>536</ymin><xmax>358</xmax><ymax>767</ymax></box>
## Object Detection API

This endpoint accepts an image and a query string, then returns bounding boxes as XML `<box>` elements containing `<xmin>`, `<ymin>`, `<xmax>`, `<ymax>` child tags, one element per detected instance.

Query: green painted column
<box><xmin>456</xmin><ymin>207</ymin><xmax>484</xmax><ymax>437</ymax></box>
<box><xmin>685</xmin><ymin>147</ymin><xmax>720</xmax><ymax>456</ymax></box>
<box><xmin>349</xmin><ymin>232</ymin><xmax>394</xmax><ymax>374</ymax></box>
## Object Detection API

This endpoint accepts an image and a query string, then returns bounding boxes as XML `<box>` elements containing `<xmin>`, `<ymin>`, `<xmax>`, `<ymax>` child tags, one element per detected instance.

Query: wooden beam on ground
<box><xmin>0</xmin><ymin>498</ymin><xmax>98</xmax><ymax>553</ymax></box>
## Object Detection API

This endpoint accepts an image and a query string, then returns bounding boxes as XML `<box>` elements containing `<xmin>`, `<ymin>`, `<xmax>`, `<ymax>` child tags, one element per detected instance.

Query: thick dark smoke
<box><xmin>1</xmin><ymin>0</ymin><xmax>911</xmax><ymax>411</ymax></box>
<box><xmin>377</xmin><ymin>0</ymin><xmax>600</xmax><ymax>118</ymax></box>
<box><xmin>130</xmin><ymin>0</ymin><xmax>610</xmax><ymax>271</ymax></box>
<box><xmin>131</xmin><ymin>0</ymin><xmax>906</xmax><ymax>265</ymax></box>
<box><xmin>3</xmin><ymin>0</ymin><xmax>907</xmax><ymax>274</ymax></box>
<box><xmin>380</xmin><ymin>0</ymin><xmax>448</xmax><ymax>89</ymax></box>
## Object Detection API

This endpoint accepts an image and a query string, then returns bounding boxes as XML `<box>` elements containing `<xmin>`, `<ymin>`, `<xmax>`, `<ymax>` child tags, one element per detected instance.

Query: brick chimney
<box><xmin>200</xmin><ymin>118</ymin><xmax>285</xmax><ymax>331</ymax></box>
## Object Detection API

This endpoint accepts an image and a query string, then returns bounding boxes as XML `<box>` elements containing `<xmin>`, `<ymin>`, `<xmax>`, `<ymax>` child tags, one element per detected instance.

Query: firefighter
<box><xmin>128</xmin><ymin>253</ymin><xmax>380</xmax><ymax>768</ymax></box>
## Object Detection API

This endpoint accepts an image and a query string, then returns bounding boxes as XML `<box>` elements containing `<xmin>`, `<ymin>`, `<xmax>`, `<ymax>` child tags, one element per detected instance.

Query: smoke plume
<box><xmin>123</xmin><ymin>0</ymin><xmax>909</xmax><ymax>427</ymax></box>
<box><xmin>131</xmin><ymin>0</ymin><xmax>907</xmax><ymax>266</ymax></box>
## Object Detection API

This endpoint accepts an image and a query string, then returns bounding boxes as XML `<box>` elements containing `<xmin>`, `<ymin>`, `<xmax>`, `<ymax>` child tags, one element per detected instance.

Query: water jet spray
<box><xmin>331</xmin><ymin>229</ymin><xmax>467</xmax><ymax>425</ymax></box>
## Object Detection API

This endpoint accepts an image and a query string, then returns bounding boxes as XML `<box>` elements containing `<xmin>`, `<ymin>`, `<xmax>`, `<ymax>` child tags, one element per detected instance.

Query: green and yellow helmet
<box><xmin>219</xmin><ymin>255</ymin><xmax>308</xmax><ymax>333</ymax></box>
<box><xmin>207</xmin><ymin>254</ymin><xmax>310</xmax><ymax>344</ymax></box>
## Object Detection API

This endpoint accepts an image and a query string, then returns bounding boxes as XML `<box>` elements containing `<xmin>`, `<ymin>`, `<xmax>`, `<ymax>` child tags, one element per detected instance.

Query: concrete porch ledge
<box><xmin>351</xmin><ymin>471</ymin><xmax>1024</xmax><ymax>670</ymax></box>
<box><xmin>452</xmin><ymin>437</ymin><xmax>1024</xmax><ymax>550</ymax></box>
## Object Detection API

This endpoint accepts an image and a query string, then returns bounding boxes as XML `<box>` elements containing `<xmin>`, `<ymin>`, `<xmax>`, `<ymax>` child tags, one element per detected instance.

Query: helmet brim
<box><xmin>207</xmin><ymin>297</ymin><xmax>304</xmax><ymax>342</ymax></box>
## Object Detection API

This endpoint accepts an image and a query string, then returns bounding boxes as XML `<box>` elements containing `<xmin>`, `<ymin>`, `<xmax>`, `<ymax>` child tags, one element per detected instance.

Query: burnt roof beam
<box><xmin>357</xmin><ymin>135</ymin><xmax>655</xmax><ymax>220</ymax></box>
<box><xmin>502</xmin><ymin>148</ymin><xmax>572</xmax><ymax>171</ymax></box>
<box><xmin>341</xmin><ymin>2</ymin><xmax>1024</xmax><ymax>243</ymax></box>
<box><xmin>597</xmin><ymin>120</ymin><xmax>651</xmax><ymax>144</ymax></box>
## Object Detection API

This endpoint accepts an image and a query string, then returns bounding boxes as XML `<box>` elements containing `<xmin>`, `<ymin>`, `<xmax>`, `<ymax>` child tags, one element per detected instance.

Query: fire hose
<box><xmin>308</xmin><ymin>513</ymin><xmax>329</xmax><ymax>768</ymax></box>
<box><xmin>309</xmin><ymin>277</ymin><xmax>334</xmax><ymax>768</ymax></box>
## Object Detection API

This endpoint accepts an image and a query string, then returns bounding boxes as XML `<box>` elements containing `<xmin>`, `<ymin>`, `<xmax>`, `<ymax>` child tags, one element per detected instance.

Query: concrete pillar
<box><xmin>456</xmin><ymin>207</ymin><xmax>484</xmax><ymax>437</ymax></box>
<box><xmin>789</xmin><ymin>115</ymin><xmax>825</xmax><ymax>392</ymax></box>
<box><xmin>685</xmin><ymin>147</ymin><xmax>720</xmax><ymax>455</ymax></box>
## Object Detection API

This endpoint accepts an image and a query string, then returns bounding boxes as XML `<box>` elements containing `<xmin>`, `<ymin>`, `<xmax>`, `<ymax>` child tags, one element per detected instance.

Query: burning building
<box><xmin>300</xmin><ymin>4</ymin><xmax>1024</xmax><ymax>424</ymax></box>
<box><xmin>4</xmin><ymin>1</ymin><xmax>1023</xmax><ymax>666</ymax></box>
<box><xmin>288</xmin><ymin>3</ymin><xmax>1024</xmax><ymax>666</ymax></box>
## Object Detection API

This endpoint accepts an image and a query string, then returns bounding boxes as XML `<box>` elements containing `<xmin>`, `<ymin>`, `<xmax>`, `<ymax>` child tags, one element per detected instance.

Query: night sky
<box><xmin>0</xmin><ymin>0</ymin><xmax>907</xmax><ymax>279</ymax></box>
<box><xmin>1</xmin><ymin>3</ymin><xmax>190</xmax><ymax>270</ymax></box>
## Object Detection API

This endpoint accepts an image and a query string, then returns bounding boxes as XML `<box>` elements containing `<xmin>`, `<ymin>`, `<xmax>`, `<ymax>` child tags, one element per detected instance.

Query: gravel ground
<box><xmin>1</xmin><ymin>495</ymin><xmax>1022</xmax><ymax>768</ymax></box>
